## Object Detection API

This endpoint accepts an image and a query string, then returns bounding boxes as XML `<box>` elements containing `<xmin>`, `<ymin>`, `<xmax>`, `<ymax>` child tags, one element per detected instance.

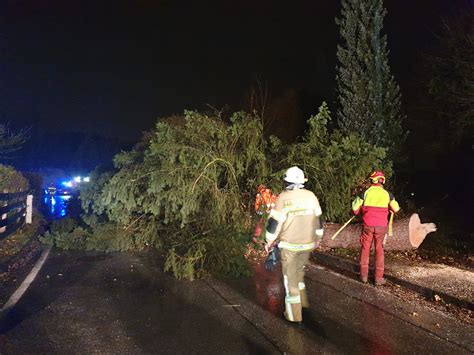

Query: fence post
<box><xmin>26</xmin><ymin>194</ymin><xmax>33</xmax><ymax>224</ymax></box>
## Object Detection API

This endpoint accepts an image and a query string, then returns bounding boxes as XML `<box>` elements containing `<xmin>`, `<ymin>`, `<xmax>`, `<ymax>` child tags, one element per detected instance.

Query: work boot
<box><xmin>375</xmin><ymin>278</ymin><xmax>386</xmax><ymax>286</ymax></box>
<box><xmin>360</xmin><ymin>276</ymin><xmax>368</xmax><ymax>284</ymax></box>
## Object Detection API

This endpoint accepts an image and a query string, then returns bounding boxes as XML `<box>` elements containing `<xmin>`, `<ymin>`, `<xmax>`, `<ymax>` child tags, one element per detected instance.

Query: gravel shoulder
<box><xmin>312</xmin><ymin>249</ymin><xmax>474</xmax><ymax>326</ymax></box>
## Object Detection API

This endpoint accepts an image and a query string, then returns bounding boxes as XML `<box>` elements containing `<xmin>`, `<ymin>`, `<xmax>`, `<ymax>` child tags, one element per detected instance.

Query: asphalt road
<box><xmin>0</xmin><ymin>250</ymin><xmax>472</xmax><ymax>354</ymax></box>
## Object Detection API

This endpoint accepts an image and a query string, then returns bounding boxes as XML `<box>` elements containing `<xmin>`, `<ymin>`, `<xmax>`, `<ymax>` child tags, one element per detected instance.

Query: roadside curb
<box><xmin>312</xmin><ymin>251</ymin><xmax>474</xmax><ymax>312</ymax></box>
<box><xmin>0</xmin><ymin>245</ymin><xmax>52</xmax><ymax>318</ymax></box>
<box><xmin>0</xmin><ymin>237</ymin><xmax>42</xmax><ymax>271</ymax></box>
<box><xmin>0</xmin><ymin>236</ymin><xmax>44</xmax><ymax>312</ymax></box>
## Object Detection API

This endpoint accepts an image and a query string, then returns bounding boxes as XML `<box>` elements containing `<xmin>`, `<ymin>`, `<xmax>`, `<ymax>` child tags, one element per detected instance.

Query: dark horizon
<box><xmin>2</xmin><ymin>0</ymin><xmax>462</xmax><ymax>142</ymax></box>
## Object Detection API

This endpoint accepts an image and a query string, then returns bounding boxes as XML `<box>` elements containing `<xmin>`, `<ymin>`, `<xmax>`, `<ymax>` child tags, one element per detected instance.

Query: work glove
<box><xmin>264</xmin><ymin>247</ymin><xmax>280</xmax><ymax>272</ymax></box>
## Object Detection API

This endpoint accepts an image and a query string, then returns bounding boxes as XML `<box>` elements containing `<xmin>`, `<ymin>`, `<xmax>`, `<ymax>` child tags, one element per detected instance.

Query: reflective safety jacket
<box><xmin>352</xmin><ymin>184</ymin><xmax>400</xmax><ymax>227</ymax></box>
<box><xmin>254</xmin><ymin>188</ymin><xmax>277</xmax><ymax>214</ymax></box>
<box><xmin>265</xmin><ymin>188</ymin><xmax>323</xmax><ymax>251</ymax></box>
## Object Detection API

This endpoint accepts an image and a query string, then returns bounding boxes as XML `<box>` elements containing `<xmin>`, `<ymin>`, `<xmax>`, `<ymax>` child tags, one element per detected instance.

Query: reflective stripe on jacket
<box><xmin>278</xmin><ymin>241</ymin><xmax>316</xmax><ymax>251</ymax></box>
<box><xmin>352</xmin><ymin>184</ymin><xmax>400</xmax><ymax>227</ymax></box>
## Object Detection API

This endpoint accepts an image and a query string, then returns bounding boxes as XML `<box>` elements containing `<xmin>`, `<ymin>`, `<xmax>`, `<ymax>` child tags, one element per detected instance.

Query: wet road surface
<box><xmin>42</xmin><ymin>195</ymin><xmax>71</xmax><ymax>220</ymax></box>
<box><xmin>0</xmin><ymin>250</ymin><xmax>472</xmax><ymax>354</ymax></box>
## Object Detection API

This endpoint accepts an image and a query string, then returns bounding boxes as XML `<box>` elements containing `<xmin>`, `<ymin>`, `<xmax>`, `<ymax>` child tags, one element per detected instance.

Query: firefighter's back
<box><xmin>275</xmin><ymin>188</ymin><xmax>320</xmax><ymax>246</ymax></box>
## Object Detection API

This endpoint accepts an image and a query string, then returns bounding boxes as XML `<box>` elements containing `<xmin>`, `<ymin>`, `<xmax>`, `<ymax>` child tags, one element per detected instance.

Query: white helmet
<box><xmin>284</xmin><ymin>166</ymin><xmax>307</xmax><ymax>184</ymax></box>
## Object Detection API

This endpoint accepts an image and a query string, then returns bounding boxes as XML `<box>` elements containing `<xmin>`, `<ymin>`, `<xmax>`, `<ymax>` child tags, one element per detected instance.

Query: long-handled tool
<box><xmin>330</xmin><ymin>215</ymin><xmax>356</xmax><ymax>240</ymax></box>
<box><xmin>383</xmin><ymin>211</ymin><xmax>395</xmax><ymax>245</ymax></box>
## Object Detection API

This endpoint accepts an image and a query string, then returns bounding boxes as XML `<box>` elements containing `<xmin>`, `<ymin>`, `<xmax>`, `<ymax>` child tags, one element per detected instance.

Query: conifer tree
<box><xmin>0</xmin><ymin>124</ymin><xmax>28</xmax><ymax>160</ymax></box>
<box><xmin>335</xmin><ymin>0</ymin><xmax>405</xmax><ymax>158</ymax></box>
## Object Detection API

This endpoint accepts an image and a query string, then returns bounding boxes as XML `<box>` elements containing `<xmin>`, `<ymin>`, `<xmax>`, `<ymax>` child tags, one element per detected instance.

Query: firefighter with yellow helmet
<box><xmin>352</xmin><ymin>171</ymin><xmax>400</xmax><ymax>285</ymax></box>
<box><xmin>264</xmin><ymin>166</ymin><xmax>323</xmax><ymax>324</ymax></box>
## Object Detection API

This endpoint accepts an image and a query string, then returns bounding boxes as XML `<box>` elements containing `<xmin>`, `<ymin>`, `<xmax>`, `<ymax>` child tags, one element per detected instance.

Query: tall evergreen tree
<box><xmin>335</xmin><ymin>0</ymin><xmax>405</xmax><ymax>158</ymax></box>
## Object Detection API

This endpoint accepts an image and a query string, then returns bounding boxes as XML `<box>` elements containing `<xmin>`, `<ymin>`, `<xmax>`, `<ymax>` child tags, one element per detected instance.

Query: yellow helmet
<box><xmin>369</xmin><ymin>171</ymin><xmax>386</xmax><ymax>184</ymax></box>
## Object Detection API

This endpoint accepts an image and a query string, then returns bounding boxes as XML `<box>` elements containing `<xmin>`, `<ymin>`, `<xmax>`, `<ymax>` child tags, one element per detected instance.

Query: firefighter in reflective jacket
<box><xmin>352</xmin><ymin>171</ymin><xmax>400</xmax><ymax>285</ymax></box>
<box><xmin>264</xmin><ymin>166</ymin><xmax>323</xmax><ymax>323</ymax></box>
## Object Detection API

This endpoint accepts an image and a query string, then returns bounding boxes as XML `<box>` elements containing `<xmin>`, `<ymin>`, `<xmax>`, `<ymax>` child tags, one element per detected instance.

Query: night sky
<box><xmin>1</xmin><ymin>0</ymin><xmax>459</xmax><ymax>141</ymax></box>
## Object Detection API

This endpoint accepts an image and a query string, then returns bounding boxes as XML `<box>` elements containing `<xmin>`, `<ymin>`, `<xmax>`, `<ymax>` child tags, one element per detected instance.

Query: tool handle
<box><xmin>331</xmin><ymin>215</ymin><xmax>356</xmax><ymax>240</ymax></box>
<box><xmin>388</xmin><ymin>211</ymin><xmax>394</xmax><ymax>237</ymax></box>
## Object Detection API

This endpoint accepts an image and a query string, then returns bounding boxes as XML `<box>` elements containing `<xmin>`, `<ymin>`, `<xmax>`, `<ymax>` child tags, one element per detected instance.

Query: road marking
<box><xmin>0</xmin><ymin>245</ymin><xmax>52</xmax><ymax>316</ymax></box>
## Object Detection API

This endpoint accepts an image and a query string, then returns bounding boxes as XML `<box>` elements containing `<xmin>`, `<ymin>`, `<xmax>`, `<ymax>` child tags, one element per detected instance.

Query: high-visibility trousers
<box><xmin>359</xmin><ymin>225</ymin><xmax>387</xmax><ymax>281</ymax></box>
<box><xmin>280</xmin><ymin>248</ymin><xmax>311</xmax><ymax>322</ymax></box>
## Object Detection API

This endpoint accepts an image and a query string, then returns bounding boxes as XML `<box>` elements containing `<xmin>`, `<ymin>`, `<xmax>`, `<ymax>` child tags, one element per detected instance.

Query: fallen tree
<box><xmin>43</xmin><ymin>105</ymin><xmax>395</xmax><ymax>280</ymax></box>
<box><xmin>320</xmin><ymin>214</ymin><xmax>437</xmax><ymax>251</ymax></box>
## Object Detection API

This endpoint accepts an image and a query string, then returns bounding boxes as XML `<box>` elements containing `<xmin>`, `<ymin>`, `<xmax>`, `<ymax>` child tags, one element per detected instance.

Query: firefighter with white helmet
<box><xmin>264</xmin><ymin>166</ymin><xmax>324</xmax><ymax>324</ymax></box>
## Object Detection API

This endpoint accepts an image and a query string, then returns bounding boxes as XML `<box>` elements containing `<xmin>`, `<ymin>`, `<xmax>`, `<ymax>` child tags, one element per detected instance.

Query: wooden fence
<box><xmin>0</xmin><ymin>191</ymin><xmax>33</xmax><ymax>242</ymax></box>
